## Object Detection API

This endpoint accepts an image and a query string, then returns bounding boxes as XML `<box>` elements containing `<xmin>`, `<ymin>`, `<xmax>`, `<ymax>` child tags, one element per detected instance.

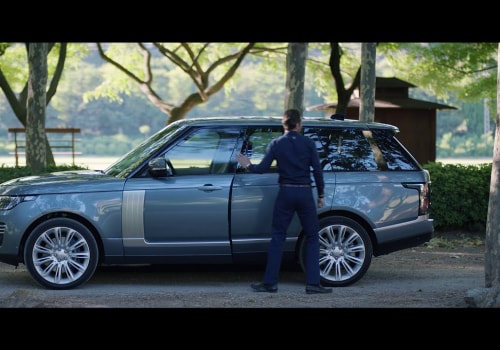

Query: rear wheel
<box><xmin>299</xmin><ymin>216</ymin><xmax>372</xmax><ymax>287</ymax></box>
<box><xmin>24</xmin><ymin>218</ymin><xmax>99</xmax><ymax>290</ymax></box>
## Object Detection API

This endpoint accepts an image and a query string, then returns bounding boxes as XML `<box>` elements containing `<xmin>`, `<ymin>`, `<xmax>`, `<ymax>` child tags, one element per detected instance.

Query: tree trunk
<box><xmin>359</xmin><ymin>43</ymin><xmax>376</xmax><ymax>123</ymax></box>
<box><xmin>465</xmin><ymin>43</ymin><xmax>500</xmax><ymax>307</ymax></box>
<box><xmin>26</xmin><ymin>43</ymin><xmax>48</xmax><ymax>171</ymax></box>
<box><xmin>285</xmin><ymin>43</ymin><xmax>308</xmax><ymax>114</ymax></box>
<box><xmin>484</xmin><ymin>43</ymin><xmax>500</xmax><ymax>289</ymax></box>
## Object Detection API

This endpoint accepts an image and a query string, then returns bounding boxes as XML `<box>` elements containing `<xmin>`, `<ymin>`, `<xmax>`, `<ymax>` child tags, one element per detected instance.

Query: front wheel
<box><xmin>299</xmin><ymin>216</ymin><xmax>373</xmax><ymax>287</ymax></box>
<box><xmin>24</xmin><ymin>218</ymin><xmax>99</xmax><ymax>290</ymax></box>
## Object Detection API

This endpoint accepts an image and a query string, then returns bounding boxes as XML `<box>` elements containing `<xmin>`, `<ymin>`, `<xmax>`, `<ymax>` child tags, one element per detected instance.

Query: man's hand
<box><xmin>317</xmin><ymin>197</ymin><xmax>325</xmax><ymax>208</ymax></box>
<box><xmin>236</xmin><ymin>153</ymin><xmax>251</xmax><ymax>168</ymax></box>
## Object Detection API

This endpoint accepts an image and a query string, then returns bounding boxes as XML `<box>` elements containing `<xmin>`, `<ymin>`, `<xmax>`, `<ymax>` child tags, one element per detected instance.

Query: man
<box><xmin>236</xmin><ymin>109</ymin><xmax>332</xmax><ymax>294</ymax></box>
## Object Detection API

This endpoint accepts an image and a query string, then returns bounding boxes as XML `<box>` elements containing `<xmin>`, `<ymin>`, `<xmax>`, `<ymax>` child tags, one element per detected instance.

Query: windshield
<box><xmin>104</xmin><ymin>122</ymin><xmax>185</xmax><ymax>178</ymax></box>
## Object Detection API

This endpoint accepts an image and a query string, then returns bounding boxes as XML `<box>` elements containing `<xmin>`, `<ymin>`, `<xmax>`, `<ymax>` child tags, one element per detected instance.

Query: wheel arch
<box><xmin>295</xmin><ymin>209</ymin><xmax>379</xmax><ymax>258</ymax></box>
<box><xmin>18</xmin><ymin>211</ymin><xmax>105</xmax><ymax>265</ymax></box>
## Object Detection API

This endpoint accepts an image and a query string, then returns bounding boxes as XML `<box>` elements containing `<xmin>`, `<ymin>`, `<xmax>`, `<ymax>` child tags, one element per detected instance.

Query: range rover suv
<box><xmin>0</xmin><ymin>115</ymin><xmax>433</xmax><ymax>290</ymax></box>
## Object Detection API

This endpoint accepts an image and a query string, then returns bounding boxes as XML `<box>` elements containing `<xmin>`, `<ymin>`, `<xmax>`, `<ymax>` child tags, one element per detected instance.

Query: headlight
<box><xmin>0</xmin><ymin>195</ymin><xmax>35</xmax><ymax>210</ymax></box>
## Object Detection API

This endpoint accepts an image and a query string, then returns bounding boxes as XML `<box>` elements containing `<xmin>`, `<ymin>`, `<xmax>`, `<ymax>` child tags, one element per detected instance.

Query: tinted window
<box><xmin>369</xmin><ymin>129</ymin><xmax>420</xmax><ymax>170</ymax></box>
<box><xmin>303</xmin><ymin>126</ymin><xmax>419</xmax><ymax>171</ymax></box>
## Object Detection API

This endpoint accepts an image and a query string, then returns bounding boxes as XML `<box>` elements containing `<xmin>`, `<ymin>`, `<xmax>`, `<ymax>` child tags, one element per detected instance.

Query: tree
<box><xmin>326</xmin><ymin>43</ymin><xmax>361</xmax><ymax>115</ymax></box>
<box><xmin>359</xmin><ymin>43</ymin><xmax>376</xmax><ymax>123</ymax></box>
<box><xmin>462</xmin><ymin>43</ymin><xmax>500</xmax><ymax>308</ymax></box>
<box><xmin>26</xmin><ymin>43</ymin><xmax>48</xmax><ymax>171</ymax></box>
<box><xmin>479</xmin><ymin>43</ymin><xmax>500</xmax><ymax>306</ymax></box>
<box><xmin>322</xmin><ymin>43</ymin><xmax>376</xmax><ymax>121</ymax></box>
<box><xmin>2</xmin><ymin>42</ymin><xmax>496</xmax><ymax>166</ymax></box>
<box><xmin>0</xmin><ymin>43</ymin><xmax>70</xmax><ymax>167</ymax></box>
<box><xmin>320</xmin><ymin>43</ymin><xmax>498</xmax><ymax>119</ymax></box>
<box><xmin>378</xmin><ymin>43</ymin><xmax>498</xmax><ymax>111</ymax></box>
<box><xmin>95</xmin><ymin>43</ymin><xmax>256</xmax><ymax>125</ymax></box>
<box><xmin>284</xmin><ymin>43</ymin><xmax>308</xmax><ymax>113</ymax></box>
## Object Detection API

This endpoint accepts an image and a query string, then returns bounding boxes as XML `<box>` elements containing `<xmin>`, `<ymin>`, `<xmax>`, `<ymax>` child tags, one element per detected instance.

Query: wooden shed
<box><xmin>307</xmin><ymin>77</ymin><xmax>456</xmax><ymax>165</ymax></box>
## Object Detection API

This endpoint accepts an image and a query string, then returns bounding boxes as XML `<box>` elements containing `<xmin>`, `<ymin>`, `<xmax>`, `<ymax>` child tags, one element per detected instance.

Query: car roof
<box><xmin>175</xmin><ymin>116</ymin><xmax>400</xmax><ymax>132</ymax></box>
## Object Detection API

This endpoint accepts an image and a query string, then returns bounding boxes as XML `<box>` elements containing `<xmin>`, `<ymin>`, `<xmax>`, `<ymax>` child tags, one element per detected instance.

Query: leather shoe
<box><xmin>306</xmin><ymin>284</ymin><xmax>332</xmax><ymax>294</ymax></box>
<box><xmin>251</xmin><ymin>283</ymin><xmax>278</xmax><ymax>293</ymax></box>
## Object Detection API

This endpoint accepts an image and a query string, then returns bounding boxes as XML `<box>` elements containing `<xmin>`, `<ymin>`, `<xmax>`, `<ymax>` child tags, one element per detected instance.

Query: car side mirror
<box><xmin>148</xmin><ymin>157</ymin><xmax>169</xmax><ymax>177</ymax></box>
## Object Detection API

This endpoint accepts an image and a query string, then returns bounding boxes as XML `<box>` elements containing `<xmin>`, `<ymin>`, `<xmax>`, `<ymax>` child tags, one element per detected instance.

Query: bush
<box><xmin>423</xmin><ymin>161</ymin><xmax>491</xmax><ymax>232</ymax></box>
<box><xmin>0</xmin><ymin>164</ymin><xmax>87</xmax><ymax>184</ymax></box>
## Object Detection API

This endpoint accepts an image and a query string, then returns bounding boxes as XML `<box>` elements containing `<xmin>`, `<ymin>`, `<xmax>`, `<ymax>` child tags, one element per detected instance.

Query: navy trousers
<box><xmin>262</xmin><ymin>186</ymin><xmax>321</xmax><ymax>286</ymax></box>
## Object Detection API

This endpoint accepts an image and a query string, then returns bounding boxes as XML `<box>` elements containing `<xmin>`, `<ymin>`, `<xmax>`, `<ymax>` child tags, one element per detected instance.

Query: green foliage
<box><xmin>0</xmin><ymin>42</ymin><xmax>497</xmax><ymax>160</ymax></box>
<box><xmin>423</xmin><ymin>162</ymin><xmax>492</xmax><ymax>232</ymax></box>
<box><xmin>437</xmin><ymin>131</ymin><xmax>494</xmax><ymax>158</ymax></box>
<box><xmin>0</xmin><ymin>43</ymin><xmax>11</xmax><ymax>56</ymax></box>
<box><xmin>379</xmin><ymin>42</ymin><xmax>498</xmax><ymax>105</ymax></box>
<box><xmin>0</xmin><ymin>43</ymin><xmax>89</xmax><ymax>90</ymax></box>
<box><xmin>0</xmin><ymin>164</ymin><xmax>87</xmax><ymax>184</ymax></box>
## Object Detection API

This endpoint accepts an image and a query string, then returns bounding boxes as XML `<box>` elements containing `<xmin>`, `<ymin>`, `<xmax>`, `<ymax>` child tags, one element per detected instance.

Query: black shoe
<box><xmin>306</xmin><ymin>284</ymin><xmax>332</xmax><ymax>294</ymax></box>
<box><xmin>251</xmin><ymin>283</ymin><xmax>278</xmax><ymax>293</ymax></box>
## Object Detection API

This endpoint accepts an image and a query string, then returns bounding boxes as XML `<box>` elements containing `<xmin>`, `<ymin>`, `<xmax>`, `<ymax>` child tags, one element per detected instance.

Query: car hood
<box><xmin>0</xmin><ymin>169</ymin><xmax>125</xmax><ymax>195</ymax></box>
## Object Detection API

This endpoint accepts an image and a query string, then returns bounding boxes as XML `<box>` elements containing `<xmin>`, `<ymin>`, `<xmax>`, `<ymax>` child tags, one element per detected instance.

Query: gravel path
<box><xmin>0</xmin><ymin>233</ymin><xmax>485</xmax><ymax>308</ymax></box>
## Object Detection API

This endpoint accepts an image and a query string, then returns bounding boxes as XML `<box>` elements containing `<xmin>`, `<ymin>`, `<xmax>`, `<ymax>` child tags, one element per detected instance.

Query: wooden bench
<box><xmin>8</xmin><ymin>127</ymin><xmax>82</xmax><ymax>166</ymax></box>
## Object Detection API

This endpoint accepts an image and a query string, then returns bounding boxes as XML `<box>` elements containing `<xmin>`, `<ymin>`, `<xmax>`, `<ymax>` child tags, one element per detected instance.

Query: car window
<box><xmin>164</xmin><ymin>128</ymin><xmax>217</xmax><ymax>175</ymax></box>
<box><xmin>105</xmin><ymin>122</ymin><xmax>182</xmax><ymax>177</ymax></box>
<box><xmin>303</xmin><ymin>126</ymin><xmax>419</xmax><ymax>172</ymax></box>
<box><xmin>243</xmin><ymin>126</ymin><xmax>282</xmax><ymax>171</ymax></box>
<box><xmin>369</xmin><ymin>129</ymin><xmax>420</xmax><ymax>170</ymax></box>
<box><xmin>210</xmin><ymin>129</ymin><xmax>241</xmax><ymax>174</ymax></box>
<box><xmin>163</xmin><ymin>127</ymin><xmax>240</xmax><ymax>175</ymax></box>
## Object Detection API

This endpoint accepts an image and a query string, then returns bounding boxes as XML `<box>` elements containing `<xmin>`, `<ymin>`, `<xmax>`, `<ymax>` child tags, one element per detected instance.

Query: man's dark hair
<box><xmin>283</xmin><ymin>109</ymin><xmax>302</xmax><ymax>130</ymax></box>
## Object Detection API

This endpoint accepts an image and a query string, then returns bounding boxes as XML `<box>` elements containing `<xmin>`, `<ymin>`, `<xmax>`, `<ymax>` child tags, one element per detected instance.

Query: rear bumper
<box><xmin>372</xmin><ymin>217</ymin><xmax>434</xmax><ymax>256</ymax></box>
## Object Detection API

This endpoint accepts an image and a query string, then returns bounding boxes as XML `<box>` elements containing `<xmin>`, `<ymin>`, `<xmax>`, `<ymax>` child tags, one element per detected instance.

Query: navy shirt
<box><xmin>247</xmin><ymin>130</ymin><xmax>325</xmax><ymax>197</ymax></box>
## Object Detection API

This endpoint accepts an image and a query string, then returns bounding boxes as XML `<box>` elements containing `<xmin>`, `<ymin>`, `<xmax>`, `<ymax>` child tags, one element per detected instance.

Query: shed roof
<box><xmin>307</xmin><ymin>77</ymin><xmax>457</xmax><ymax>112</ymax></box>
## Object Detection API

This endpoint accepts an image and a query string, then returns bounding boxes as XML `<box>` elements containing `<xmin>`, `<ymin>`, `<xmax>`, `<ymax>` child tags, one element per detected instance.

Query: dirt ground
<box><xmin>0</xmin><ymin>231</ymin><xmax>487</xmax><ymax>309</ymax></box>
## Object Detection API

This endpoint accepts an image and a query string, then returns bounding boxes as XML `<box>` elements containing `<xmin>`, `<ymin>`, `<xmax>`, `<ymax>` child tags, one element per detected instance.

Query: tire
<box><xmin>24</xmin><ymin>218</ymin><xmax>99</xmax><ymax>290</ymax></box>
<box><xmin>299</xmin><ymin>216</ymin><xmax>373</xmax><ymax>287</ymax></box>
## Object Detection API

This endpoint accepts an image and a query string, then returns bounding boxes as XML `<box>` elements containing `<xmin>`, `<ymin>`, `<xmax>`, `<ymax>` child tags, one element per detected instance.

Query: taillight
<box><xmin>403</xmin><ymin>181</ymin><xmax>431</xmax><ymax>216</ymax></box>
<box><xmin>420</xmin><ymin>182</ymin><xmax>431</xmax><ymax>215</ymax></box>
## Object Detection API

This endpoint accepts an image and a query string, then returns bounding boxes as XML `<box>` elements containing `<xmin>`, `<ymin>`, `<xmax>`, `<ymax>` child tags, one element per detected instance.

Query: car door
<box><xmin>230</xmin><ymin>125</ymin><xmax>304</xmax><ymax>254</ymax></box>
<box><xmin>121</xmin><ymin>126</ymin><xmax>240</xmax><ymax>260</ymax></box>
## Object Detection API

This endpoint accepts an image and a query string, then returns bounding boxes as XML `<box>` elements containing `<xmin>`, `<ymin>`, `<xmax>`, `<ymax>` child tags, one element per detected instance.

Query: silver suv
<box><xmin>0</xmin><ymin>116</ymin><xmax>433</xmax><ymax>290</ymax></box>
